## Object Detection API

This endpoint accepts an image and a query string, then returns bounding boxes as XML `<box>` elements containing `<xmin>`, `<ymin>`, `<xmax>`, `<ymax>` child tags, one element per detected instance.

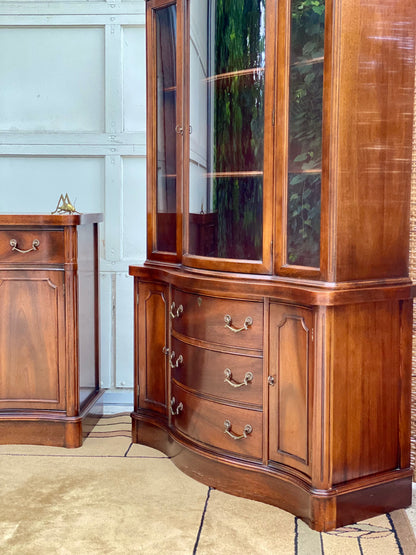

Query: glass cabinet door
<box><xmin>147</xmin><ymin>0</ymin><xmax>182</xmax><ymax>260</ymax></box>
<box><xmin>286</xmin><ymin>0</ymin><xmax>325</xmax><ymax>268</ymax></box>
<box><xmin>186</xmin><ymin>0</ymin><xmax>271</xmax><ymax>270</ymax></box>
<box><xmin>155</xmin><ymin>4</ymin><xmax>177</xmax><ymax>253</ymax></box>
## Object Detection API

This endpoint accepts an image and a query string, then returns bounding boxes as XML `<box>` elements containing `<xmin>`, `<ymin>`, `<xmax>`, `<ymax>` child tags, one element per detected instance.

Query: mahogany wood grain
<box><xmin>171</xmin><ymin>289</ymin><xmax>264</xmax><ymax>349</ymax></box>
<box><xmin>130</xmin><ymin>264</ymin><xmax>413</xmax><ymax>530</ymax></box>
<box><xmin>133</xmin><ymin>416</ymin><xmax>413</xmax><ymax>532</ymax></box>
<box><xmin>0</xmin><ymin>214</ymin><xmax>103</xmax><ymax>447</ymax></box>
<box><xmin>0</xmin><ymin>270</ymin><xmax>65</xmax><ymax>409</ymax></box>
<box><xmin>331</xmin><ymin>0</ymin><xmax>414</xmax><ymax>282</ymax></box>
<box><xmin>171</xmin><ymin>336</ymin><xmax>263</xmax><ymax>406</ymax></box>
<box><xmin>134</xmin><ymin>0</ymin><xmax>415</xmax><ymax>532</ymax></box>
<box><xmin>171</xmin><ymin>382</ymin><xmax>263</xmax><ymax>461</ymax></box>
<box><xmin>0</xmin><ymin>230</ymin><xmax>64</xmax><ymax>264</ymax></box>
<box><xmin>330</xmin><ymin>301</ymin><xmax>408</xmax><ymax>483</ymax></box>
<box><xmin>137</xmin><ymin>281</ymin><xmax>169</xmax><ymax>414</ymax></box>
<box><xmin>269</xmin><ymin>303</ymin><xmax>314</xmax><ymax>476</ymax></box>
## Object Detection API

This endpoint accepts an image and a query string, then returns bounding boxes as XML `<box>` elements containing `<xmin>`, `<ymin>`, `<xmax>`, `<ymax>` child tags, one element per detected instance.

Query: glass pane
<box><xmin>287</xmin><ymin>173</ymin><xmax>321</xmax><ymax>267</ymax></box>
<box><xmin>288</xmin><ymin>62</ymin><xmax>323</xmax><ymax>172</ymax></box>
<box><xmin>155</xmin><ymin>5</ymin><xmax>177</xmax><ymax>253</ymax></box>
<box><xmin>287</xmin><ymin>0</ymin><xmax>325</xmax><ymax>267</ymax></box>
<box><xmin>189</xmin><ymin>0</ymin><xmax>265</xmax><ymax>260</ymax></box>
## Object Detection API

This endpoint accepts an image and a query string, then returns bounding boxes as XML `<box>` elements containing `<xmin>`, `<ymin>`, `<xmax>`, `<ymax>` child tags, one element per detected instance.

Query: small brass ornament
<box><xmin>51</xmin><ymin>193</ymin><xmax>81</xmax><ymax>215</ymax></box>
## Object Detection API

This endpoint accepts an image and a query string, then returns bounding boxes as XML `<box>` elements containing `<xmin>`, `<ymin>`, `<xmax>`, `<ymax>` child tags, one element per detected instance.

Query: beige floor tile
<box><xmin>322</xmin><ymin>514</ymin><xmax>402</xmax><ymax>555</ymax></box>
<box><xmin>196</xmin><ymin>489</ymin><xmax>296</xmax><ymax>554</ymax></box>
<box><xmin>126</xmin><ymin>442</ymin><xmax>168</xmax><ymax>458</ymax></box>
<box><xmin>0</xmin><ymin>455</ymin><xmax>207</xmax><ymax>554</ymax></box>
<box><xmin>0</xmin><ymin>435</ymin><xmax>131</xmax><ymax>457</ymax></box>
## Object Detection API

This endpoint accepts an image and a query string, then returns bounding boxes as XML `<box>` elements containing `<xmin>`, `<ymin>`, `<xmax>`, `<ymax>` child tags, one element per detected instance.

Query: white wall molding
<box><xmin>0</xmin><ymin>0</ymin><xmax>147</xmax><ymax>389</ymax></box>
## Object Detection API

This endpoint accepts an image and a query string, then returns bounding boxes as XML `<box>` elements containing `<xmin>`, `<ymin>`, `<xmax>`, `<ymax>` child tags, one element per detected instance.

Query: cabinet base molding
<box><xmin>132</xmin><ymin>414</ymin><xmax>412</xmax><ymax>532</ymax></box>
<box><xmin>0</xmin><ymin>389</ymin><xmax>104</xmax><ymax>448</ymax></box>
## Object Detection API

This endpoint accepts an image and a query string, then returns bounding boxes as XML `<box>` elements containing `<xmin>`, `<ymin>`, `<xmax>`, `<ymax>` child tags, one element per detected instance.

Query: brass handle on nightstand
<box><xmin>224</xmin><ymin>420</ymin><xmax>252</xmax><ymax>440</ymax></box>
<box><xmin>224</xmin><ymin>314</ymin><xmax>253</xmax><ymax>333</ymax></box>
<box><xmin>10</xmin><ymin>238</ymin><xmax>40</xmax><ymax>254</ymax></box>
<box><xmin>224</xmin><ymin>368</ymin><xmax>253</xmax><ymax>388</ymax></box>
<box><xmin>170</xmin><ymin>302</ymin><xmax>183</xmax><ymax>319</ymax></box>
<box><xmin>170</xmin><ymin>351</ymin><xmax>183</xmax><ymax>368</ymax></box>
<box><xmin>170</xmin><ymin>397</ymin><xmax>183</xmax><ymax>416</ymax></box>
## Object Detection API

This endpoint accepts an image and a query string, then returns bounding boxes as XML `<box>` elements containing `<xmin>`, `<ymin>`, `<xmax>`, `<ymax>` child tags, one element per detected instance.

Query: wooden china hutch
<box><xmin>129</xmin><ymin>0</ymin><xmax>416</xmax><ymax>531</ymax></box>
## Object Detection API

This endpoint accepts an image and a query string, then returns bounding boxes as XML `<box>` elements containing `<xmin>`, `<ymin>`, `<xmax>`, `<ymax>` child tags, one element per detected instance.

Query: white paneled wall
<box><xmin>0</xmin><ymin>1</ymin><xmax>147</xmax><ymax>390</ymax></box>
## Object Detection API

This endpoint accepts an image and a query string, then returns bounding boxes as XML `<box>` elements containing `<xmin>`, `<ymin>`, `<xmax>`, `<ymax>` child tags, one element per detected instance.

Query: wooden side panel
<box><xmin>332</xmin><ymin>0</ymin><xmax>415</xmax><ymax>281</ymax></box>
<box><xmin>0</xmin><ymin>271</ymin><xmax>65</xmax><ymax>410</ymax></box>
<box><xmin>269</xmin><ymin>303</ymin><xmax>313</xmax><ymax>475</ymax></box>
<box><xmin>330</xmin><ymin>301</ymin><xmax>409</xmax><ymax>484</ymax></box>
<box><xmin>138</xmin><ymin>281</ymin><xmax>168</xmax><ymax>413</ymax></box>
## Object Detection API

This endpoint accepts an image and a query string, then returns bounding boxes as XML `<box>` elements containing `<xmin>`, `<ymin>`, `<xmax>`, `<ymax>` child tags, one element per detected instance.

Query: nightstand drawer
<box><xmin>170</xmin><ymin>383</ymin><xmax>262</xmax><ymax>461</ymax></box>
<box><xmin>0</xmin><ymin>230</ymin><xmax>65</xmax><ymax>265</ymax></box>
<box><xmin>171</xmin><ymin>337</ymin><xmax>262</xmax><ymax>406</ymax></box>
<box><xmin>171</xmin><ymin>289</ymin><xmax>263</xmax><ymax>349</ymax></box>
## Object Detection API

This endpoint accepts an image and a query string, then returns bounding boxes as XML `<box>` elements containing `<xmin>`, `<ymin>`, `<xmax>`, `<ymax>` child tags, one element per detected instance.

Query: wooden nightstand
<box><xmin>0</xmin><ymin>213</ymin><xmax>103</xmax><ymax>447</ymax></box>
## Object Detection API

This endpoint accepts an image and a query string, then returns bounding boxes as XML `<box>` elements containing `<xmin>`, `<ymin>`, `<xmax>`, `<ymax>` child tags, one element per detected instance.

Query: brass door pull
<box><xmin>224</xmin><ymin>368</ymin><xmax>253</xmax><ymax>388</ymax></box>
<box><xmin>224</xmin><ymin>420</ymin><xmax>252</xmax><ymax>440</ymax></box>
<box><xmin>10</xmin><ymin>238</ymin><xmax>40</xmax><ymax>254</ymax></box>
<box><xmin>170</xmin><ymin>302</ymin><xmax>183</xmax><ymax>319</ymax></box>
<box><xmin>170</xmin><ymin>351</ymin><xmax>183</xmax><ymax>368</ymax></box>
<box><xmin>170</xmin><ymin>397</ymin><xmax>183</xmax><ymax>416</ymax></box>
<box><xmin>224</xmin><ymin>314</ymin><xmax>253</xmax><ymax>333</ymax></box>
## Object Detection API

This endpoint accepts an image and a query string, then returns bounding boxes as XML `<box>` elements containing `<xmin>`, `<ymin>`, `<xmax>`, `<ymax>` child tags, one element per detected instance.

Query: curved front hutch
<box><xmin>130</xmin><ymin>0</ymin><xmax>415</xmax><ymax>531</ymax></box>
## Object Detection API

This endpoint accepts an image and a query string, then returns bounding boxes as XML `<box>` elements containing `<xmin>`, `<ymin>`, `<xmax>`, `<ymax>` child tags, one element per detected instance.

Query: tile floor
<box><xmin>99</xmin><ymin>389</ymin><xmax>416</xmax><ymax>535</ymax></box>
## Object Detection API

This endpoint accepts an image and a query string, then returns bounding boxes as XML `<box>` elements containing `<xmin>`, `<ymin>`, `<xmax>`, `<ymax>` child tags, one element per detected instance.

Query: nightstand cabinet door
<box><xmin>0</xmin><ymin>270</ymin><xmax>65</xmax><ymax>410</ymax></box>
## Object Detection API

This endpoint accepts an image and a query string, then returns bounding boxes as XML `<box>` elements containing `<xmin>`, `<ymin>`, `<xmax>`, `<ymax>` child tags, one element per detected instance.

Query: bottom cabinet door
<box><xmin>268</xmin><ymin>303</ymin><xmax>314</xmax><ymax>476</ymax></box>
<box><xmin>136</xmin><ymin>281</ymin><xmax>169</xmax><ymax>414</ymax></box>
<box><xmin>0</xmin><ymin>270</ymin><xmax>66</xmax><ymax>410</ymax></box>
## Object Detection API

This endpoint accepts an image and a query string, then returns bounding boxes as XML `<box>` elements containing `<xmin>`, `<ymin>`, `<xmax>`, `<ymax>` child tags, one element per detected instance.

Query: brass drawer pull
<box><xmin>224</xmin><ymin>314</ymin><xmax>253</xmax><ymax>333</ymax></box>
<box><xmin>170</xmin><ymin>397</ymin><xmax>183</xmax><ymax>416</ymax></box>
<box><xmin>224</xmin><ymin>420</ymin><xmax>252</xmax><ymax>440</ymax></box>
<box><xmin>170</xmin><ymin>351</ymin><xmax>183</xmax><ymax>368</ymax></box>
<box><xmin>170</xmin><ymin>302</ymin><xmax>183</xmax><ymax>319</ymax></box>
<box><xmin>224</xmin><ymin>368</ymin><xmax>253</xmax><ymax>388</ymax></box>
<box><xmin>10</xmin><ymin>238</ymin><xmax>40</xmax><ymax>254</ymax></box>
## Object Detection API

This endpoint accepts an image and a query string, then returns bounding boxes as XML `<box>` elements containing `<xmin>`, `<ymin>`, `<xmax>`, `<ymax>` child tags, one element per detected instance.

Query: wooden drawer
<box><xmin>170</xmin><ymin>383</ymin><xmax>262</xmax><ymax>460</ymax></box>
<box><xmin>171</xmin><ymin>289</ymin><xmax>263</xmax><ymax>349</ymax></box>
<box><xmin>0</xmin><ymin>230</ymin><xmax>64</xmax><ymax>265</ymax></box>
<box><xmin>171</xmin><ymin>337</ymin><xmax>262</xmax><ymax>405</ymax></box>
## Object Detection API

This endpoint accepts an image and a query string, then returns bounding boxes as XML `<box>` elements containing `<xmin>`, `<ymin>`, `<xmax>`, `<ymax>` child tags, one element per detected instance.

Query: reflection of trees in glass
<box><xmin>287</xmin><ymin>0</ymin><xmax>325</xmax><ymax>267</ymax></box>
<box><xmin>291</xmin><ymin>0</ymin><xmax>325</xmax><ymax>62</ymax></box>
<box><xmin>289</xmin><ymin>63</ymin><xmax>323</xmax><ymax>172</ymax></box>
<box><xmin>212</xmin><ymin>0</ymin><xmax>265</xmax><ymax>260</ymax></box>
<box><xmin>288</xmin><ymin>173</ymin><xmax>321</xmax><ymax>266</ymax></box>
<box><xmin>215</xmin><ymin>176</ymin><xmax>263</xmax><ymax>259</ymax></box>
<box><xmin>289</xmin><ymin>0</ymin><xmax>325</xmax><ymax>171</ymax></box>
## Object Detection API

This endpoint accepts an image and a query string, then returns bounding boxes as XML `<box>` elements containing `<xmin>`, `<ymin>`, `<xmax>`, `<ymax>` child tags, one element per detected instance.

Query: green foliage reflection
<box><xmin>287</xmin><ymin>0</ymin><xmax>325</xmax><ymax>267</ymax></box>
<box><xmin>212</xmin><ymin>0</ymin><xmax>265</xmax><ymax>259</ymax></box>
